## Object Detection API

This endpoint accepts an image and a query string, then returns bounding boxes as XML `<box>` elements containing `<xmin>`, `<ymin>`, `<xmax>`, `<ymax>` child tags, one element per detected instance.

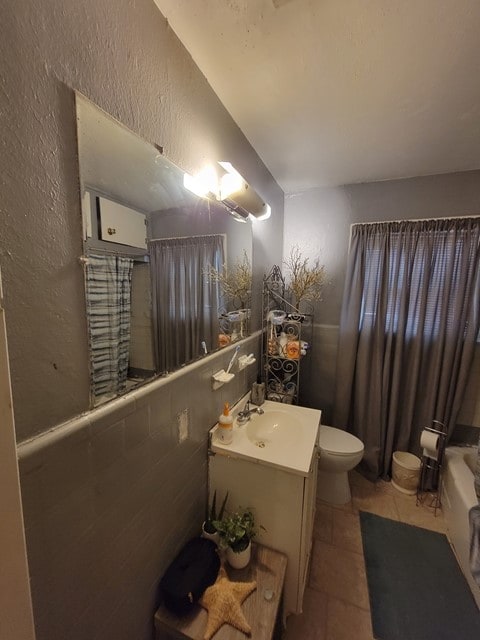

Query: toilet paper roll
<box><xmin>420</xmin><ymin>430</ymin><xmax>440</xmax><ymax>461</ymax></box>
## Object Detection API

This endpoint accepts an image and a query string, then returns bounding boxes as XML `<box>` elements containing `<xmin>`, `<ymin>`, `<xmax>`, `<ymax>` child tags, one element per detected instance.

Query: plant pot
<box><xmin>201</xmin><ymin>522</ymin><xmax>220</xmax><ymax>546</ymax></box>
<box><xmin>226</xmin><ymin>540</ymin><xmax>251</xmax><ymax>569</ymax></box>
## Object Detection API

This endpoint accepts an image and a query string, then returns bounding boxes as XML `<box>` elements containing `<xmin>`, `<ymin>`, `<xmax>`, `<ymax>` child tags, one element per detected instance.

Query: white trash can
<box><xmin>391</xmin><ymin>451</ymin><xmax>421</xmax><ymax>495</ymax></box>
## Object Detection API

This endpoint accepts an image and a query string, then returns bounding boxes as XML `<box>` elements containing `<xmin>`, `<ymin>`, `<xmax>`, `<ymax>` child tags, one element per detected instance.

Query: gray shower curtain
<box><xmin>149</xmin><ymin>235</ymin><xmax>224</xmax><ymax>374</ymax></box>
<box><xmin>333</xmin><ymin>218</ymin><xmax>480</xmax><ymax>479</ymax></box>
<box><xmin>85</xmin><ymin>253</ymin><xmax>134</xmax><ymax>402</ymax></box>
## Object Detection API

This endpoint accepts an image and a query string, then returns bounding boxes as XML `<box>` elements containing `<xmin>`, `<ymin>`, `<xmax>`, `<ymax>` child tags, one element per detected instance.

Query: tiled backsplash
<box><xmin>17</xmin><ymin>334</ymin><xmax>260</xmax><ymax>640</ymax></box>
<box><xmin>299</xmin><ymin>324</ymin><xmax>339</xmax><ymax>425</ymax></box>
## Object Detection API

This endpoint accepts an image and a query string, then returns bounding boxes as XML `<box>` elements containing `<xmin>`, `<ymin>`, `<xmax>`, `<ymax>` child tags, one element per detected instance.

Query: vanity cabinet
<box><xmin>208</xmin><ymin>441</ymin><xmax>318</xmax><ymax>618</ymax></box>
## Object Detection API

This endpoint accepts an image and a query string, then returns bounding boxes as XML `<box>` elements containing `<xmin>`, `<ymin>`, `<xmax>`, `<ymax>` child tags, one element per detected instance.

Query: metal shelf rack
<box><xmin>262</xmin><ymin>266</ymin><xmax>313</xmax><ymax>405</ymax></box>
<box><xmin>416</xmin><ymin>420</ymin><xmax>448</xmax><ymax>516</ymax></box>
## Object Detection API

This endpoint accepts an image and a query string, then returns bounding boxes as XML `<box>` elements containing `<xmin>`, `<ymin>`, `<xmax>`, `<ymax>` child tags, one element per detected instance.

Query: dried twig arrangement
<box><xmin>205</xmin><ymin>250</ymin><xmax>252</xmax><ymax>310</ymax></box>
<box><xmin>284</xmin><ymin>245</ymin><xmax>327</xmax><ymax>311</ymax></box>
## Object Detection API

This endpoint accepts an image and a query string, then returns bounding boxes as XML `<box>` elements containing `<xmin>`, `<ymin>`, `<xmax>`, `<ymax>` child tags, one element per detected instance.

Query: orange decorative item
<box><xmin>218</xmin><ymin>334</ymin><xmax>231</xmax><ymax>348</ymax></box>
<box><xmin>286</xmin><ymin>341</ymin><xmax>300</xmax><ymax>359</ymax></box>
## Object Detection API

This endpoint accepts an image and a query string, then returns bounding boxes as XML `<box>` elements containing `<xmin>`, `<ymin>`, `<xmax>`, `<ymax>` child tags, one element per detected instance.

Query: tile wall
<box><xmin>299</xmin><ymin>324</ymin><xmax>339</xmax><ymax>424</ymax></box>
<box><xmin>18</xmin><ymin>334</ymin><xmax>260</xmax><ymax>640</ymax></box>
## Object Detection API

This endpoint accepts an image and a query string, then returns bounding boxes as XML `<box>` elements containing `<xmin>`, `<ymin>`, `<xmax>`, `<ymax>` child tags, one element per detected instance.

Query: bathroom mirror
<box><xmin>75</xmin><ymin>93</ymin><xmax>253</xmax><ymax>406</ymax></box>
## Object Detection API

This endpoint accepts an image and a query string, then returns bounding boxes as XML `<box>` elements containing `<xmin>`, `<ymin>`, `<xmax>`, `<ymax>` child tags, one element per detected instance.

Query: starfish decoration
<box><xmin>199</xmin><ymin>566</ymin><xmax>257</xmax><ymax>640</ymax></box>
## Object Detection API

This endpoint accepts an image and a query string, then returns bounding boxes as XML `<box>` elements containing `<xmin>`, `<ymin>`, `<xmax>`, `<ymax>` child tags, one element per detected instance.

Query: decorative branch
<box><xmin>205</xmin><ymin>250</ymin><xmax>252</xmax><ymax>310</ymax></box>
<box><xmin>283</xmin><ymin>245</ymin><xmax>327</xmax><ymax>311</ymax></box>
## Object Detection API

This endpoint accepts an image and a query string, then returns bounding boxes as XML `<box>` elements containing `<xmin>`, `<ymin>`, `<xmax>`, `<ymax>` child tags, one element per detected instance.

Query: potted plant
<box><xmin>201</xmin><ymin>491</ymin><xmax>228</xmax><ymax>545</ymax></box>
<box><xmin>213</xmin><ymin>507</ymin><xmax>261</xmax><ymax>569</ymax></box>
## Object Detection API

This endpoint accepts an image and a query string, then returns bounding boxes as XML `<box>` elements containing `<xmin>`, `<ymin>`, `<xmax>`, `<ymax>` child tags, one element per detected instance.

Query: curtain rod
<box><xmin>80</xmin><ymin>249</ymin><xmax>148</xmax><ymax>263</ymax></box>
<box><xmin>348</xmin><ymin>215</ymin><xmax>480</xmax><ymax>252</ymax></box>
<box><xmin>148</xmin><ymin>233</ymin><xmax>225</xmax><ymax>242</ymax></box>
<box><xmin>351</xmin><ymin>214</ymin><xmax>480</xmax><ymax>227</ymax></box>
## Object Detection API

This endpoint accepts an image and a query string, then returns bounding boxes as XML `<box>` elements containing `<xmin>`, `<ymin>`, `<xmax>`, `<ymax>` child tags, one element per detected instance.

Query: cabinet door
<box><xmin>98</xmin><ymin>197</ymin><xmax>147</xmax><ymax>249</ymax></box>
<box><xmin>299</xmin><ymin>448</ymin><xmax>318</xmax><ymax>601</ymax></box>
<box><xmin>209</xmin><ymin>453</ymin><xmax>304</xmax><ymax>617</ymax></box>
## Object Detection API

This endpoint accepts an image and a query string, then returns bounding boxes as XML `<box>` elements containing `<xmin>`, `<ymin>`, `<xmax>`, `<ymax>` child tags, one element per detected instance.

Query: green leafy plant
<box><xmin>203</xmin><ymin>490</ymin><xmax>229</xmax><ymax>535</ymax></box>
<box><xmin>213</xmin><ymin>507</ymin><xmax>262</xmax><ymax>552</ymax></box>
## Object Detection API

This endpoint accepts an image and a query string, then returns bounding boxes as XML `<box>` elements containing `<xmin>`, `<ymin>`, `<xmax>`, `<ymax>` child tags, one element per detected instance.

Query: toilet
<box><xmin>317</xmin><ymin>425</ymin><xmax>364</xmax><ymax>505</ymax></box>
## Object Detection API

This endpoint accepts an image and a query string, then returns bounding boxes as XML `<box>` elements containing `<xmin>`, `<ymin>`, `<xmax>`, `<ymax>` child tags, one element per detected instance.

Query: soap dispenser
<box><xmin>217</xmin><ymin>402</ymin><xmax>233</xmax><ymax>444</ymax></box>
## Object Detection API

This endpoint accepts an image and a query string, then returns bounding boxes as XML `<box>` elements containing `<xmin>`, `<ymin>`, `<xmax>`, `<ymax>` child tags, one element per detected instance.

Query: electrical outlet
<box><xmin>177</xmin><ymin>408</ymin><xmax>189</xmax><ymax>443</ymax></box>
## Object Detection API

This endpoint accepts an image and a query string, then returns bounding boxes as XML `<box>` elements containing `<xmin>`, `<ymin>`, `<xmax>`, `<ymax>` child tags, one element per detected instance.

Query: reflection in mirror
<box><xmin>75</xmin><ymin>93</ymin><xmax>253</xmax><ymax>407</ymax></box>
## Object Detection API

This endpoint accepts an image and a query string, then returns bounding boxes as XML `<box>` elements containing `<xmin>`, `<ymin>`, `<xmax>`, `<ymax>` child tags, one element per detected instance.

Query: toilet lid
<box><xmin>319</xmin><ymin>425</ymin><xmax>364</xmax><ymax>455</ymax></box>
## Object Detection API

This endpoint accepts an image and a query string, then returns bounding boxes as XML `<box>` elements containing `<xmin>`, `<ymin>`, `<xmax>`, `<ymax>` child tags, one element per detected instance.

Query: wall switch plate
<box><xmin>177</xmin><ymin>409</ymin><xmax>189</xmax><ymax>443</ymax></box>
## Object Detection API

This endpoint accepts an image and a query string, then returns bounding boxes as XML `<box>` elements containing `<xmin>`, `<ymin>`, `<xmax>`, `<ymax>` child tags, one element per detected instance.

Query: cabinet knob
<box><xmin>107</xmin><ymin>227</ymin><xmax>116</xmax><ymax>235</ymax></box>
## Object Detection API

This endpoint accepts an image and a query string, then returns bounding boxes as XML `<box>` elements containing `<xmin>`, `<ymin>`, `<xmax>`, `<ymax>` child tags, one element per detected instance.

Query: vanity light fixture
<box><xmin>228</xmin><ymin>210</ymin><xmax>249</xmax><ymax>224</ymax></box>
<box><xmin>250</xmin><ymin>203</ymin><xmax>271</xmax><ymax>221</ymax></box>
<box><xmin>184</xmin><ymin>162</ymin><xmax>271</xmax><ymax>221</ymax></box>
<box><xmin>219</xmin><ymin>163</ymin><xmax>271</xmax><ymax>220</ymax></box>
<box><xmin>218</xmin><ymin>162</ymin><xmax>244</xmax><ymax>200</ymax></box>
<box><xmin>219</xmin><ymin>161</ymin><xmax>271</xmax><ymax>221</ymax></box>
<box><xmin>183</xmin><ymin>165</ymin><xmax>219</xmax><ymax>199</ymax></box>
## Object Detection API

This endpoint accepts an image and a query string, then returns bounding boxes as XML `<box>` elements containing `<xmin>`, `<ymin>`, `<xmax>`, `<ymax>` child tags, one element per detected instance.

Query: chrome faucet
<box><xmin>237</xmin><ymin>399</ymin><xmax>264</xmax><ymax>424</ymax></box>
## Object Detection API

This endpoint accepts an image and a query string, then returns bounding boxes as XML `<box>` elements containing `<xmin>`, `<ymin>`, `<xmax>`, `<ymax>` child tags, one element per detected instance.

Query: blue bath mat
<box><xmin>360</xmin><ymin>511</ymin><xmax>480</xmax><ymax>640</ymax></box>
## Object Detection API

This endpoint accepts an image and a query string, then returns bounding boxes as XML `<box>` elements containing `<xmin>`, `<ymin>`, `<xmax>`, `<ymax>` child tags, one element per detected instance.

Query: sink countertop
<box><xmin>209</xmin><ymin>397</ymin><xmax>321</xmax><ymax>476</ymax></box>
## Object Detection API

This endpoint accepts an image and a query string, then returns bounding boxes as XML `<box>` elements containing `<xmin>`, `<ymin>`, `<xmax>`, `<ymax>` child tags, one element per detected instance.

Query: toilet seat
<box><xmin>319</xmin><ymin>425</ymin><xmax>364</xmax><ymax>456</ymax></box>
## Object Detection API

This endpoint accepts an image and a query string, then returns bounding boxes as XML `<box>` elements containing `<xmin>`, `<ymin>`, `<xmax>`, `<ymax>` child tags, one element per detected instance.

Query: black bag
<box><xmin>160</xmin><ymin>537</ymin><xmax>220</xmax><ymax>616</ymax></box>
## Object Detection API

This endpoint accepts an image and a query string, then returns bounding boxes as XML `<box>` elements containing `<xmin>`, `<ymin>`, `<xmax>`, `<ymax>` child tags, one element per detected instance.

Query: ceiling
<box><xmin>154</xmin><ymin>0</ymin><xmax>480</xmax><ymax>193</ymax></box>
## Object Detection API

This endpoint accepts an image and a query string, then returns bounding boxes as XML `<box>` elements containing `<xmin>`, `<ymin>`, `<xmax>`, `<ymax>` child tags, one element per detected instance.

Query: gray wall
<box><xmin>18</xmin><ymin>336</ymin><xmax>261</xmax><ymax>640</ymax></box>
<box><xmin>1</xmin><ymin>0</ymin><xmax>283</xmax><ymax>442</ymax></box>
<box><xmin>1</xmin><ymin>1</ymin><xmax>283</xmax><ymax>639</ymax></box>
<box><xmin>284</xmin><ymin>170</ymin><xmax>480</xmax><ymax>424</ymax></box>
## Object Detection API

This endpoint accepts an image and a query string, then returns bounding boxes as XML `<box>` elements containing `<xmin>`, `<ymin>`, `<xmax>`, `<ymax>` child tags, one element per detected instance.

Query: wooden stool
<box><xmin>154</xmin><ymin>544</ymin><xmax>287</xmax><ymax>640</ymax></box>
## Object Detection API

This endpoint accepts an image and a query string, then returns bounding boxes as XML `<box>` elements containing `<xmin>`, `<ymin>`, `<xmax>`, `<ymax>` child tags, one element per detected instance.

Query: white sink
<box><xmin>210</xmin><ymin>398</ymin><xmax>320</xmax><ymax>476</ymax></box>
<box><xmin>245</xmin><ymin>410</ymin><xmax>302</xmax><ymax>449</ymax></box>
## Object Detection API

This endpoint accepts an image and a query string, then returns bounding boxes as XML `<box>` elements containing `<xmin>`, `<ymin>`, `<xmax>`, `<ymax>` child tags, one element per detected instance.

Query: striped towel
<box><xmin>475</xmin><ymin>434</ymin><xmax>480</xmax><ymax>500</ymax></box>
<box><xmin>470</xmin><ymin>505</ymin><xmax>480</xmax><ymax>587</ymax></box>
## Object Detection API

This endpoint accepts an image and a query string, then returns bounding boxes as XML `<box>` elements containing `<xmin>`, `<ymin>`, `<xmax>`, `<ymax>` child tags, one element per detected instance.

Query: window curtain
<box><xmin>333</xmin><ymin>218</ymin><xmax>480</xmax><ymax>479</ymax></box>
<box><xmin>85</xmin><ymin>253</ymin><xmax>134</xmax><ymax>402</ymax></box>
<box><xmin>149</xmin><ymin>235</ymin><xmax>224</xmax><ymax>374</ymax></box>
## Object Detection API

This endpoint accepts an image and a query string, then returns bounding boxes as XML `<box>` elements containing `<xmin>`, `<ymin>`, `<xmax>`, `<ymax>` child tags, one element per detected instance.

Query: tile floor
<box><xmin>283</xmin><ymin>470</ymin><xmax>447</xmax><ymax>640</ymax></box>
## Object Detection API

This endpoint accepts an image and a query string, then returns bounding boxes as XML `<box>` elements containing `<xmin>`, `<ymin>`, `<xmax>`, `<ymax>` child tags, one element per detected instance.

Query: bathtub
<box><xmin>442</xmin><ymin>445</ymin><xmax>480</xmax><ymax>609</ymax></box>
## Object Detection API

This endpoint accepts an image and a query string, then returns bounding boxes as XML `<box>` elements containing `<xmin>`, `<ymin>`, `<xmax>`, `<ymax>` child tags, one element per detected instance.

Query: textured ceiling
<box><xmin>154</xmin><ymin>0</ymin><xmax>480</xmax><ymax>193</ymax></box>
